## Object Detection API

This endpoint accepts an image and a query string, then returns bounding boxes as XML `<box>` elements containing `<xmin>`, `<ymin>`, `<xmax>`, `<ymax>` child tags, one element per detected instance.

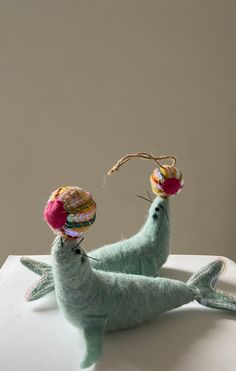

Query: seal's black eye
<box><xmin>81</xmin><ymin>256</ymin><xmax>85</xmax><ymax>264</ymax></box>
<box><xmin>155</xmin><ymin>207</ymin><xmax>160</xmax><ymax>212</ymax></box>
<box><xmin>75</xmin><ymin>248</ymin><xmax>81</xmax><ymax>254</ymax></box>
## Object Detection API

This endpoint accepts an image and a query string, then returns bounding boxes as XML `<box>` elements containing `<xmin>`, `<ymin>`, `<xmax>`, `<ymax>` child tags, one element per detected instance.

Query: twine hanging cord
<box><xmin>107</xmin><ymin>152</ymin><xmax>177</xmax><ymax>175</ymax></box>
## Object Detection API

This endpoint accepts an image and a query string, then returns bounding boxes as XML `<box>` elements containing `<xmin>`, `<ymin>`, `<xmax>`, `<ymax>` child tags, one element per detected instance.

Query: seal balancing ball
<box><xmin>44</xmin><ymin>186</ymin><xmax>96</xmax><ymax>238</ymax></box>
<box><xmin>150</xmin><ymin>165</ymin><xmax>184</xmax><ymax>197</ymax></box>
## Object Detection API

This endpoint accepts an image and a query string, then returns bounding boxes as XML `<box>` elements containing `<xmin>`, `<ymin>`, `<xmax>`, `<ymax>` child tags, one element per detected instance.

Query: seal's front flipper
<box><xmin>80</xmin><ymin>316</ymin><xmax>107</xmax><ymax>369</ymax></box>
<box><xmin>188</xmin><ymin>259</ymin><xmax>236</xmax><ymax>311</ymax></box>
<box><xmin>141</xmin><ymin>255</ymin><xmax>159</xmax><ymax>277</ymax></box>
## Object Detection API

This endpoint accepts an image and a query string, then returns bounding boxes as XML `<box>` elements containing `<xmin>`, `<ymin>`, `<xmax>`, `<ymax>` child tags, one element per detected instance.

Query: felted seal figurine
<box><xmin>21</xmin><ymin>195</ymin><xmax>170</xmax><ymax>301</ymax></box>
<box><xmin>52</xmin><ymin>236</ymin><xmax>236</xmax><ymax>369</ymax></box>
<box><xmin>21</xmin><ymin>152</ymin><xmax>184</xmax><ymax>300</ymax></box>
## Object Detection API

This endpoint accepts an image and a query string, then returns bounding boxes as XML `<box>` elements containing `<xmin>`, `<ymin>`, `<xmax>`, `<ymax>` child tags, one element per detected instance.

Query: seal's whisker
<box><xmin>146</xmin><ymin>190</ymin><xmax>153</xmax><ymax>202</ymax></box>
<box><xmin>72</xmin><ymin>238</ymin><xmax>85</xmax><ymax>251</ymax></box>
<box><xmin>81</xmin><ymin>253</ymin><xmax>99</xmax><ymax>262</ymax></box>
<box><xmin>136</xmin><ymin>194</ymin><xmax>152</xmax><ymax>203</ymax></box>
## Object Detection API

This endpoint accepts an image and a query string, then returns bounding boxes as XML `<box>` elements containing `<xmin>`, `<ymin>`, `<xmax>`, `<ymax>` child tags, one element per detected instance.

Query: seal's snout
<box><xmin>158</xmin><ymin>197</ymin><xmax>169</xmax><ymax>209</ymax></box>
<box><xmin>158</xmin><ymin>197</ymin><xmax>170</xmax><ymax>215</ymax></box>
<box><xmin>150</xmin><ymin>196</ymin><xmax>170</xmax><ymax>223</ymax></box>
<box><xmin>71</xmin><ymin>246</ymin><xmax>81</xmax><ymax>255</ymax></box>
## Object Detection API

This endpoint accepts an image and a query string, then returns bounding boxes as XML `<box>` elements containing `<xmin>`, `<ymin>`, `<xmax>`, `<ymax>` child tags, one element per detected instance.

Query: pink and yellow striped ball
<box><xmin>44</xmin><ymin>186</ymin><xmax>96</xmax><ymax>238</ymax></box>
<box><xmin>150</xmin><ymin>165</ymin><xmax>184</xmax><ymax>197</ymax></box>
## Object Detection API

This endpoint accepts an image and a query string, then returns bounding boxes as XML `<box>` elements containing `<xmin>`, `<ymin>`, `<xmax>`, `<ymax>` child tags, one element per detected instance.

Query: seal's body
<box><xmin>51</xmin><ymin>236</ymin><xmax>236</xmax><ymax>368</ymax></box>
<box><xmin>21</xmin><ymin>196</ymin><xmax>170</xmax><ymax>300</ymax></box>
<box><xmin>91</xmin><ymin>196</ymin><xmax>170</xmax><ymax>276</ymax></box>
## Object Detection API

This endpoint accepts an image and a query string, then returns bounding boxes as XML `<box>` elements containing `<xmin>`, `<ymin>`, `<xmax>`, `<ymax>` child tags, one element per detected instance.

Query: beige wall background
<box><xmin>0</xmin><ymin>1</ymin><xmax>235</xmax><ymax>266</ymax></box>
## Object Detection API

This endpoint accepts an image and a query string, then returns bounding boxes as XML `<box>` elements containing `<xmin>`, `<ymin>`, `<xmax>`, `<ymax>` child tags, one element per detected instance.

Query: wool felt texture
<box><xmin>21</xmin><ymin>196</ymin><xmax>170</xmax><ymax>301</ymax></box>
<box><xmin>150</xmin><ymin>165</ymin><xmax>184</xmax><ymax>196</ymax></box>
<box><xmin>51</xmin><ymin>236</ymin><xmax>236</xmax><ymax>369</ymax></box>
<box><xmin>44</xmin><ymin>186</ymin><xmax>96</xmax><ymax>238</ymax></box>
<box><xmin>21</xmin><ymin>259</ymin><xmax>55</xmax><ymax>301</ymax></box>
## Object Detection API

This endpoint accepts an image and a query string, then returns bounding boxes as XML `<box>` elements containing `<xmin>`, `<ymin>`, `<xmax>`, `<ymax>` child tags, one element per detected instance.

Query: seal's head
<box><xmin>142</xmin><ymin>196</ymin><xmax>170</xmax><ymax>268</ymax></box>
<box><xmin>148</xmin><ymin>196</ymin><xmax>170</xmax><ymax>230</ymax></box>
<box><xmin>51</xmin><ymin>236</ymin><xmax>92</xmax><ymax>282</ymax></box>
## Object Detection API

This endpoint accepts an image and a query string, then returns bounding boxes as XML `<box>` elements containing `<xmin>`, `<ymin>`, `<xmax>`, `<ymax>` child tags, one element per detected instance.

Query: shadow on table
<box><xmin>31</xmin><ymin>292</ymin><xmax>58</xmax><ymax>312</ymax></box>
<box><xmin>95</xmin><ymin>308</ymin><xmax>234</xmax><ymax>371</ymax></box>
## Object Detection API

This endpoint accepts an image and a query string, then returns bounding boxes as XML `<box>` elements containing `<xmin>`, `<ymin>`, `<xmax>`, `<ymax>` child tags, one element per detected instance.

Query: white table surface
<box><xmin>1</xmin><ymin>254</ymin><xmax>236</xmax><ymax>371</ymax></box>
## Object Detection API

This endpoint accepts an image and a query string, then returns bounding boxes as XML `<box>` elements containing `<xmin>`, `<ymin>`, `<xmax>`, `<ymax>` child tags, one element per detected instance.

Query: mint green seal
<box><xmin>51</xmin><ymin>236</ymin><xmax>236</xmax><ymax>368</ymax></box>
<box><xmin>21</xmin><ymin>196</ymin><xmax>170</xmax><ymax>300</ymax></box>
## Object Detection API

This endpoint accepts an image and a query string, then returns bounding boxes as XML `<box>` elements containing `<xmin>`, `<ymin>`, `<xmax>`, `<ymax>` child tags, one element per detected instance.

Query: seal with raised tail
<box><xmin>52</xmin><ymin>236</ymin><xmax>236</xmax><ymax>369</ymax></box>
<box><xmin>21</xmin><ymin>196</ymin><xmax>170</xmax><ymax>300</ymax></box>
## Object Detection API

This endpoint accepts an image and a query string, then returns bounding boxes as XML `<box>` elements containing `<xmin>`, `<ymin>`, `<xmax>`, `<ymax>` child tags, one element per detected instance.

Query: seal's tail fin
<box><xmin>187</xmin><ymin>259</ymin><xmax>236</xmax><ymax>311</ymax></box>
<box><xmin>20</xmin><ymin>257</ymin><xmax>52</xmax><ymax>275</ymax></box>
<box><xmin>20</xmin><ymin>257</ymin><xmax>54</xmax><ymax>301</ymax></box>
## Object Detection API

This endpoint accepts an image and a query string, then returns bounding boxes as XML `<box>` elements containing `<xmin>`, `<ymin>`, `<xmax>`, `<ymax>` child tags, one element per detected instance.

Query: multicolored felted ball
<box><xmin>44</xmin><ymin>186</ymin><xmax>96</xmax><ymax>238</ymax></box>
<box><xmin>150</xmin><ymin>165</ymin><xmax>184</xmax><ymax>197</ymax></box>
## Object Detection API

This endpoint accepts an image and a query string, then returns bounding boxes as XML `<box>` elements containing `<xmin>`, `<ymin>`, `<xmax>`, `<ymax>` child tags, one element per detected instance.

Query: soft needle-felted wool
<box><xmin>51</xmin><ymin>236</ymin><xmax>236</xmax><ymax>368</ymax></box>
<box><xmin>91</xmin><ymin>195</ymin><xmax>170</xmax><ymax>275</ymax></box>
<box><xmin>44</xmin><ymin>186</ymin><xmax>96</xmax><ymax>238</ymax></box>
<box><xmin>21</xmin><ymin>196</ymin><xmax>170</xmax><ymax>300</ymax></box>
